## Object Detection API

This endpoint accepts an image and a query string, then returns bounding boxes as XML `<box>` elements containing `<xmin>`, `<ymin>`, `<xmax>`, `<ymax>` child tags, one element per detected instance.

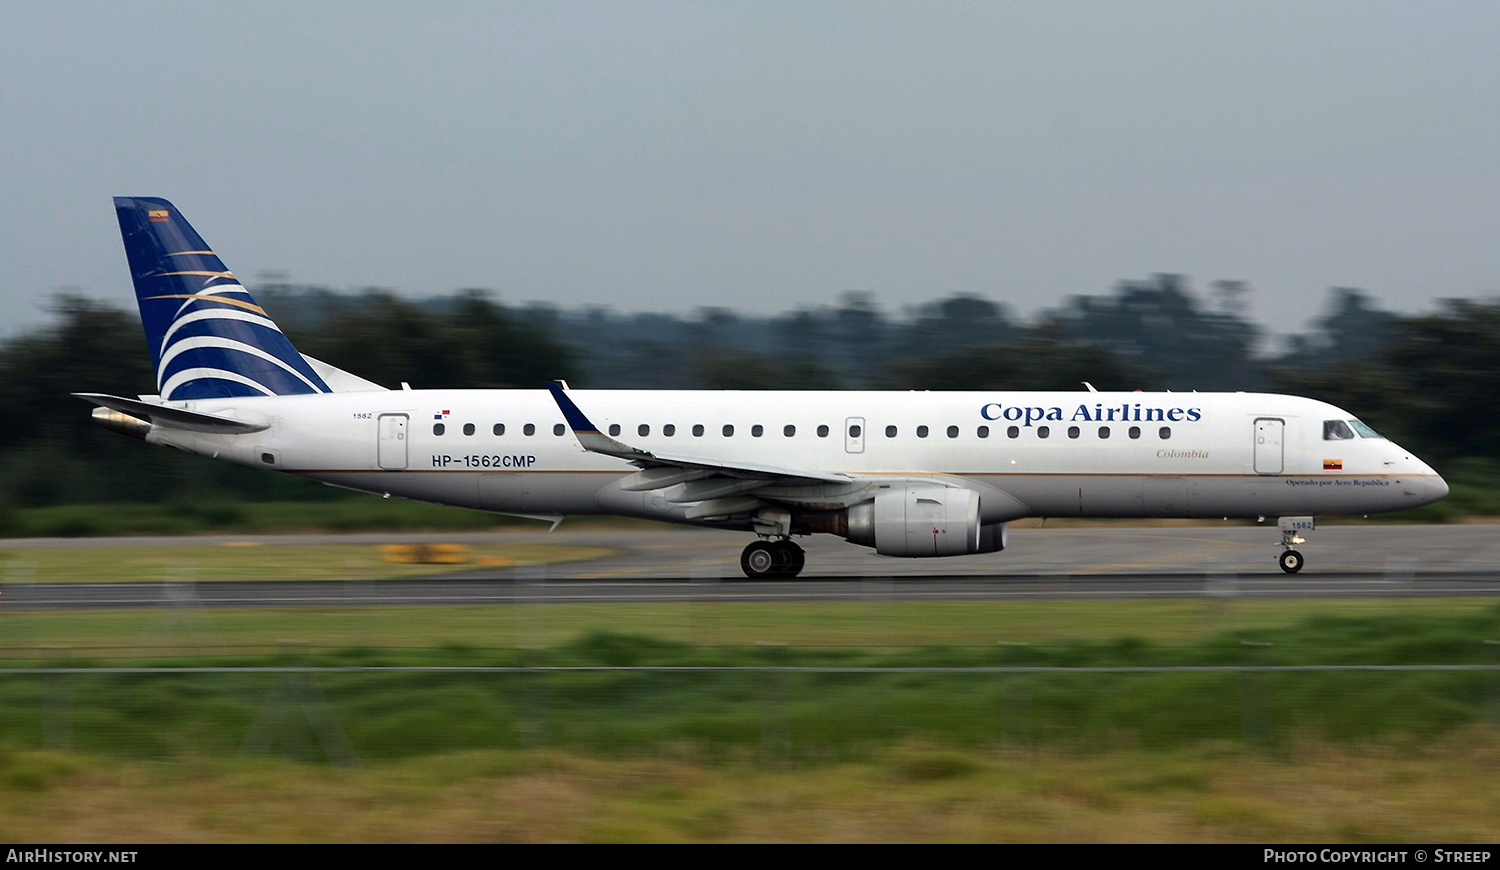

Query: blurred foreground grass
<box><xmin>0</xmin><ymin>604</ymin><xmax>1496</xmax><ymax>753</ymax></box>
<box><xmin>1</xmin><ymin>602</ymin><xmax>1498</xmax><ymax>840</ymax></box>
<box><xmin>1</xmin><ymin>737</ymin><xmax>1496</xmax><ymax>842</ymax></box>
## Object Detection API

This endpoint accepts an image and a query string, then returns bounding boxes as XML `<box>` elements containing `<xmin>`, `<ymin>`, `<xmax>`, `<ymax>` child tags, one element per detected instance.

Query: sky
<box><xmin>3</xmin><ymin>1</ymin><xmax>1499</xmax><ymax>339</ymax></box>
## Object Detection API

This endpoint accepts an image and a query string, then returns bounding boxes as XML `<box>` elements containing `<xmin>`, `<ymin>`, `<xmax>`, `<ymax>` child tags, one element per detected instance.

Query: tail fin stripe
<box><xmin>160</xmin><ymin>308</ymin><xmax>282</xmax><ymax>356</ymax></box>
<box><xmin>158</xmin><ymin>337</ymin><xmax>326</xmax><ymax>395</ymax></box>
<box><xmin>160</xmin><ymin>368</ymin><xmax>277</xmax><ymax>399</ymax></box>
<box><xmin>144</xmin><ymin>293</ymin><xmax>267</xmax><ymax>316</ymax></box>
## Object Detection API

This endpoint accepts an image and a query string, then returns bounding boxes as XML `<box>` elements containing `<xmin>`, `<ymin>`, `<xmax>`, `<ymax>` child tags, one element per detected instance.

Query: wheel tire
<box><xmin>1279</xmin><ymin>549</ymin><xmax>1304</xmax><ymax>574</ymax></box>
<box><xmin>741</xmin><ymin>541</ymin><xmax>779</xmax><ymax>579</ymax></box>
<box><xmin>772</xmin><ymin>540</ymin><xmax>806</xmax><ymax>578</ymax></box>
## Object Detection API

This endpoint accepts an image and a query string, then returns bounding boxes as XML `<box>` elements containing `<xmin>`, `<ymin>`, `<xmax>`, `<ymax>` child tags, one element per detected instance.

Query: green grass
<box><xmin>3</xmin><ymin>597</ymin><xmax>1494</xmax><ymax>653</ymax></box>
<box><xmin>4</xmin><ymin>739</ymin><xmax>1499</xmax><ymax>841</ymax></box>
<box><xmin>2</xmin><ymin>603</ymin><xmax>1498</xmax><ymax>761</ymax></box>
<box><xmin>3</xmin><ymin>602</ymin><xmax>1499</xmax><ymax>841</ymax></box>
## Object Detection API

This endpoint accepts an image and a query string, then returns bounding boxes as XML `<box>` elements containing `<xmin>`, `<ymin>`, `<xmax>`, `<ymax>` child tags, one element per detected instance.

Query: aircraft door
<box><xmin>378</xmin><ymin>413</ymin><xmax>408</xmax><ymax>470</ymax></box>
<box><xmin>844</xmin><ymin>417</ymin><xmax>865</xmax><ymax>454</ymax></box>
<box><xmin>1254</xmin><ymin>418</ymin><xmax>1284</xmax><ymax>475</ymax></box>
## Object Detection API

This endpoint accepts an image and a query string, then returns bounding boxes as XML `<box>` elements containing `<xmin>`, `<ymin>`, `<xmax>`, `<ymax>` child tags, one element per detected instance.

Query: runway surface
<box><xmin>3</xmin><ymin>524</ymin><xmax>1499</xmax><ymax>609</ymax></box>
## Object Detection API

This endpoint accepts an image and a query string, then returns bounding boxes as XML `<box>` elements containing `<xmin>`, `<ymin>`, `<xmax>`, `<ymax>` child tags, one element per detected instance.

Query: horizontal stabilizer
<box><xmin>73</xmin><ymin>393</ymin><xmax>269</xmax><ymax>433</ymax></box>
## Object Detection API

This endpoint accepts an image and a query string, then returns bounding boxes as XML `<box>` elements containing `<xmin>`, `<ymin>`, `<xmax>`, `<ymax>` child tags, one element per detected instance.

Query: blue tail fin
<box><xmin>113</xmin><ymin>197</ymin><xmax>330</xmax><ymax>400</ymax></box>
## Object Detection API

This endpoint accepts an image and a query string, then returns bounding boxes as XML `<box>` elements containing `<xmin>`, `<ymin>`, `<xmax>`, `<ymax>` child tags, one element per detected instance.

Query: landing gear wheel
<box><xmin>1279</xmin><ymin>549</ymin><xmax>1304</xmax><ymax>574</ymax></box>
<box><xmin>771</xmin><ymin>540</ymin><xmax>805</xmax><ymax>578</ymax></box>
<box><xmin>741</xmin><ymin>541</ymin><xmax>780</xmax><ymax>579</ymax></box>
<box><xmin>740</xmin><ymin>540</ymin><xmax>805</xmax><ymax>579</ymax></box>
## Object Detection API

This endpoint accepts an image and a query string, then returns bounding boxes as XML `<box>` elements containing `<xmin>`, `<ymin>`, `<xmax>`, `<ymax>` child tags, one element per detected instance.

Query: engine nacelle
<box><xmin>844</xmin><ymin>486</ymin><xmax>1005</xmax><ymax>557</ymax></box>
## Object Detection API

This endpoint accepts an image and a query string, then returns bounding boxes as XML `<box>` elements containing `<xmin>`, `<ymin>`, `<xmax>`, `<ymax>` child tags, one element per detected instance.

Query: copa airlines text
<box><xmin>79</xmin><ymin>198</ymin><xmax>1449</xmax><ymax>578</ymax></box>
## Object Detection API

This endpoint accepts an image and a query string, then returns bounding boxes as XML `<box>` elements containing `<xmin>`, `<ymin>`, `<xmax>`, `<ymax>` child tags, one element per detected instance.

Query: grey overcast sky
<box><xmin>3</xmin><ymin>1</ymin><xmax>1499</xmax><ymax>337</ymax></box>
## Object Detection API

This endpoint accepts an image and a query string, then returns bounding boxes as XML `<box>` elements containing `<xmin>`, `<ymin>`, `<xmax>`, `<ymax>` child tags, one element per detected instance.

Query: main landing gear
<box><xmin>740</xmin><ymin>539</ymin><xmax>806</xmax><ymax>579</ymax></box>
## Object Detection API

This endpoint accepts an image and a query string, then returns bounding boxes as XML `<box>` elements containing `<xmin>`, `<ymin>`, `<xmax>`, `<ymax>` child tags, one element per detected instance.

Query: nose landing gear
<box><xmin>1276</xmin><ymin>516</ymin><xmax>1313</xmax><ymax>574</ymax></box>
<box><xmin>740</xmin><ymin>538</ymin><xmax>805</xmax><ymax>579</ymax></box>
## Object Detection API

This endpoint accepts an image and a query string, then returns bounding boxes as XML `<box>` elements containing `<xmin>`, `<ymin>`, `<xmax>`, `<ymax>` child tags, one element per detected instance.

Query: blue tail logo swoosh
<box><xmin>114</xmin><ymin>197</ymin><xmax>330</xmax><ymax>400</ymax></box>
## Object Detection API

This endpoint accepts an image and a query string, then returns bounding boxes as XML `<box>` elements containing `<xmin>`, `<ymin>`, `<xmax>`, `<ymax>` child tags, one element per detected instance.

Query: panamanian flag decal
<box><xmin>1323</xmin><ymin>459</ymin><xmax>1343</xmax><ymax>470</ymax></box>
<box><xmin>434</xmin><ymin>410</ymin><xmax>450</xmax><ymax>420</ymax></box>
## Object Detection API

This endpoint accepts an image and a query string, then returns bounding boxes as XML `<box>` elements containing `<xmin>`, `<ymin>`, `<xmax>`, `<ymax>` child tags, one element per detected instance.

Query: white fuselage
<box><xmin>142</xmin><ymin>389</ymin><xmax>1448</xmax><ymax>530</ymax></box>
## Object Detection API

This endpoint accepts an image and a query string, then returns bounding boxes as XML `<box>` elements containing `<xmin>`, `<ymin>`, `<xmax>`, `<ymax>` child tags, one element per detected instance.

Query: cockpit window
<box><xmin>1323</xmin><ymin>420</ymin><xmax>1355</xmax><ymax>440</ymax></box>
<box><xmin>1348</xmin><ymin>419</ymin><xmax>1383</xmax><ymax>439</ymax></box>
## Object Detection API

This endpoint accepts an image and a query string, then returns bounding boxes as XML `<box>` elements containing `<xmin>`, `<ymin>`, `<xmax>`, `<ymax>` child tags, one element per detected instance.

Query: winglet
<box><xmin>547</xmin><ymin>381</ymin><xmax>655</xmax><ymax>461</ymax></box>
<box><xmin>547</xmin><ymin>381</ymin><xmax>599</xmax><ymax>434</ymax></box>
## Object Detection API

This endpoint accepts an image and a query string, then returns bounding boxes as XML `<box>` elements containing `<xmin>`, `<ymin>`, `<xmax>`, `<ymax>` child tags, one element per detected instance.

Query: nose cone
<box><xmin>1410</xmin><ymin>455</ymin><xmax>1449</xmax><ymax>505</ymax></box>
<box><xmin>1425</xmin><ymin>470</ymin><xmax>1450</xmax><ymax>504</ymax></box>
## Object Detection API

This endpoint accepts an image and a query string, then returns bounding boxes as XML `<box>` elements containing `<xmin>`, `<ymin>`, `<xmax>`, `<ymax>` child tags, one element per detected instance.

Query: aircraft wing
<box><xmin>547</xmin><ymin>382</ymin><xmax>851</xmax><ymax>487</ymax></box>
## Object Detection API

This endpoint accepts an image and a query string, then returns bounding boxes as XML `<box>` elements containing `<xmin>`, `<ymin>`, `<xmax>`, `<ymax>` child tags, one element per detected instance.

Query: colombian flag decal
<box><xmin>1324</xmin><ymin>459</ymin><xmax>1343</xmax><ymax>470</ymax></box>
<box><xmin>148</xmin><ymin>209</ymin><xmax>169</xmax><ymax>222</ymax></box>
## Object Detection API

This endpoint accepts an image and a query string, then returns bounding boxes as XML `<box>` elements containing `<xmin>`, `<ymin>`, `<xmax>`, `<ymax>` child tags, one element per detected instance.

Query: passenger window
<box><xmin>553</xmin><ymin>423</ymin><xmax>565</xmax><ymax>436</ymax></box>
<box><xmin>463</xmin><ymin>423</ymin><xmax>475</xmax><ymax>436</ymax></box>
<box><xmin>784</xmin><ymin>425</ymin><xmax>795</xmax><ymax>437</ymax></box>
<box><xmin>1007</xmin><ymin>426</ymin><xmax>1019</xmax><ymax>439</ymax></box>
<box><xmin>608</xmin><ymin>423</ymin><xmax>621</xmax><ymax>436</ymax></box>
<box><xmin>752</xmin><ymin>424</ymin><xmax>763</xmax><ymax>437</ymax></box>
<box><xmin>1098</xmin><ymin>426</ymin><xmax>1111</xmax><ymax>439</ymax></box>
<box><xmin>523</xmin><ymin>423</ymin><xmax>535</xmax><ymax>436</ymax></box>
<box><xmin>664</xmin><ymin>424</ymin><xmax>676</xmax><ymax>437</ymax></box>
<box><xmin>1128</xmin><ymin>426</ymin><xmax>1140</xmax><ymax>439</ymax></box>
<box><xmin>1068</xmin><ymin>426</ymin><xmax>1080</xmax><ymax>439</ymax></box>
<box><xmin>885</xmin><ymin>425</ymin><xmax>897</xmax><ymax>438</ymax></box>
<box><xmin>1038</xmin><ymin>426</ymin><xmax>1050</xmax><ymax>438</ymax></box>
<box><xmin>1323</xmin><ymin>420</ymin><xmax>1355</xmax><ymax>440</ymax></box>
<box><xmin>977</xmin><ymin>425</ymin><xmax>989</xmax><ymax>438</ymax></box>
<box><xmin>917</xmin><ymin>425</ymin><xmax>929</xmax><ymax>438</ymax></box>
<box><xmin>693</xmin><ymin>424</ymin><xmax>704</xmax><ymax>437</ymax></box>
<box><xmin>493</xmin><ymin>423</ymin><xmax>505</xmax><ymax>436</ymax></box>
<box><xmin>638</xmin><ymin>424</ymin><xmax>650</xmax><ymax>437</ymax></box>
<box><xmin>433</xmin><ymin>423</ymin><xmax>446</xmax><ymax>436</ymax></box>
<box><xmin>946</xmin><ymin>425</ymin><xmax>958</xmax><ymax>439</ymax></box>
<box><xmin>849</xmin><ymin>424</ymin><xmax>862</xmax><ymax>438</ymax></box>
<box><xmin>723</xmin><ymin>424</ymin><xmax>735</xmax><ymax>437</ymax></box>
<box><xmin>817</xmin><ymin>424</ymin><xmax>829</xmax><ymax>438</ymax></box>
<box><xmin>1159</xmin><ymin>427</ymin><xmax>1171</xmax><ymax>440</ymax></box>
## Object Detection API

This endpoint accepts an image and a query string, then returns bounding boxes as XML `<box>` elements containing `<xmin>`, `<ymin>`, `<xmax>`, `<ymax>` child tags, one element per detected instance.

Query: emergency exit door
<box><xmin>844</xmin><ymin>417</ymin><xmax>865</xmax><ymax>454</ymax></box>
<box><xmin>378</xmin><ymin>414</ymin><xmax>408</xmax><ymax>470</ymax></box>
<box><xmin>1254</xmin><ymin>418</ymin><xmax>1284</xmax><ymax>475</ymax></box>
